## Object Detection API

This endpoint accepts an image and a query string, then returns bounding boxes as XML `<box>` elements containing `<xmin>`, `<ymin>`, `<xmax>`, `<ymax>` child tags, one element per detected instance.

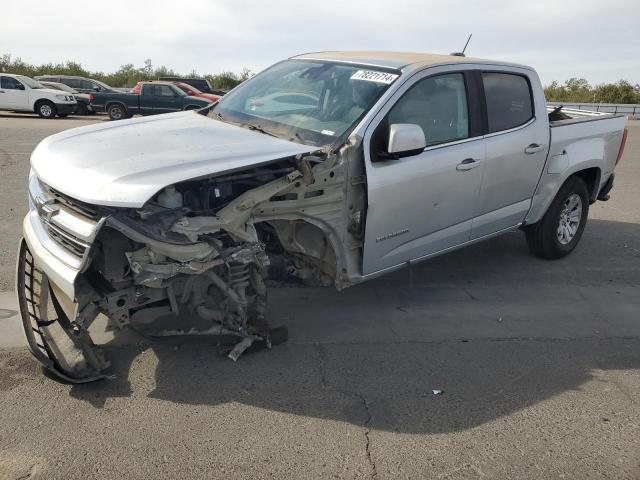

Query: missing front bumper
<box><xmin>16</xmin><ymin>240</ymin><xmax>109</xmax><ymax>383</ymax></box>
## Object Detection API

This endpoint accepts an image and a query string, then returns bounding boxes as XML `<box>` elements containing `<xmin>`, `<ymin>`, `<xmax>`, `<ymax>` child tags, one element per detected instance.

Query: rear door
<box><xmin>0</xmin><ymin>76</ymin><xmax>29</xmax><ymax>110</ymax></box>
<box><xmin>470</xmin><ymin>70</ymin><xmax>549</xmax><ymax>238</ymax></box>
<box><xmin>139</xmin><ymin>84</ymin><xmax>157</xmax><ymax>114</ymax></box>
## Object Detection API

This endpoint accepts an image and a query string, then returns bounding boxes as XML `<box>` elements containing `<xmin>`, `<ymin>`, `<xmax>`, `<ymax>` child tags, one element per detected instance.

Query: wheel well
<box><xmin>256</xmin><ymin>220</ymin><xmax>338</xmax><ymax>287</ymax></box>
<box><xmin>33</xmin><ymin>98</ymin><xmax>53</xmax><ymax>110</ymax></box>
<box><xmin>106</xmin><ymin>102</ymin><xmax>126</xmax><ymax>112</ymax></box>
<box><xmin>572</xmin><ymin>167</ymin><xmax>601</xmax><ymax>203</ymax></box>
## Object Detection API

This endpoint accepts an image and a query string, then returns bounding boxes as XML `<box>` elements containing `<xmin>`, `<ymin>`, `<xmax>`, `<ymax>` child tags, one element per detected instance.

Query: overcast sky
<box><xmin>2</xmin><ymin>0</ymin><xmax>638</xmax><ymax>85</ymax></box>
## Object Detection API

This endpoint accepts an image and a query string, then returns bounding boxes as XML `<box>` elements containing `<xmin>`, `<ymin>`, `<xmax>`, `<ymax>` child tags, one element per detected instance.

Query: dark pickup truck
<box><xmin>90</xmin><ymin>81</ymin><xmax>211</xmax><ymax>120</ymax></box>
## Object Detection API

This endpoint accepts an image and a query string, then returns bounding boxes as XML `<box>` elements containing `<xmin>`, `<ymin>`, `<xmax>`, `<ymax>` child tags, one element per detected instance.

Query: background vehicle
<box><xmin>90</xmin><ymin>81</ymin><xmax>211</xmax><ymax>120</ymax></box>
<box><xmin>159</xmin><ymin>76</ymin><xmax>227</xmax><ymax>96</ymax></box>
<box><xmin>132</xmin><ymin>81</ymin><xmax>221</xmax><ymax>103</ymax></box>
<box><xmin>38</xmin><ymin>80</ymin><xmax>93</xmax><ymax>114</ymax></box>
<box><xmin>0</xmin><ymin>74</ymin><xmax>77</xmax><ymax>118</ymax></box>
<box><xmin>18</xmin><ymin>52</ymin><xmax>627</xmax><ymax>382</ymax></box>
<box><xmin>35</xmin><ymin>75</ymin><xmax>118</xmax><ymax>94</ymax></box>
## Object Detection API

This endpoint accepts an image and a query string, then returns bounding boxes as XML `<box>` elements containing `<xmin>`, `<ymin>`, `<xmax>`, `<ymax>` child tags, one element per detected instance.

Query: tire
<box><xmin>107</xmin><ymin>103</ymin><xmax>127</xmax><ymax>121</ymax></box>
<box><xmin>525</xmin><ymin>176</ymin><xmax>590</xmax><ymax>259</ymax></box>
<box><xmin>35</xmin><ymin>100</ymin><xmax>57</xmax><ymax>119</ymax></box>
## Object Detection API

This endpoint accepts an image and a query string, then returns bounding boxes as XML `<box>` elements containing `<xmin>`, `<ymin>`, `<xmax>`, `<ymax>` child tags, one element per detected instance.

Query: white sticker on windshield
<box><xmin>350</xmin><ymin>70</ymin><xmax>399</xmax><ymax>84</ymax></box>
<box><xmin>321</xmin><ymin>129</ymin><xmax>335</xmax><ymax>136</ymax></box>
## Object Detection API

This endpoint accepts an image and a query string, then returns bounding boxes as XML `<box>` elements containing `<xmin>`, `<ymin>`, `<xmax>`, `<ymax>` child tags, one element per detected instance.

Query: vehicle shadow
<box><xmin>68</xmin><ymin>218</ymin><xmax>640</xmax><ymax>434</ymax></box>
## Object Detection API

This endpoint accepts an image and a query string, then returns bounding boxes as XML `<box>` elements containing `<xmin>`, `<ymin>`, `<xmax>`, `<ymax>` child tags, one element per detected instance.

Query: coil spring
<box><xmin>228</xmin><ymin>262</ymin><xmax>251</xmax><ymax>291</ymax></box>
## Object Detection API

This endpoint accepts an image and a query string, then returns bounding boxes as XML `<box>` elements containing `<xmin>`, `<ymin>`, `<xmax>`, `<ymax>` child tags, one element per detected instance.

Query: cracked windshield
<box><xmin>212</xmin><ymin>60</ymin><xmax>398</xmax><ymax>146</ymax></box>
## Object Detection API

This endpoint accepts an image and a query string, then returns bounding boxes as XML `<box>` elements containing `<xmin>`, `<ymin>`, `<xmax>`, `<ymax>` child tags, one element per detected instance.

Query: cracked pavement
<box><xmin>0</xmin><ymin>113</ymin><xmax>639</xmax><ymax>479</ymax></box>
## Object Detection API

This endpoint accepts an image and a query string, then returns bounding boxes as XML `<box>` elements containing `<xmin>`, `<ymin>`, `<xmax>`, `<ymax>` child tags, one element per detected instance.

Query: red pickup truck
<box><xmin>132</xmin><ymin>81</ymin><xmax>221</xmax><ymax>103</ymax></box>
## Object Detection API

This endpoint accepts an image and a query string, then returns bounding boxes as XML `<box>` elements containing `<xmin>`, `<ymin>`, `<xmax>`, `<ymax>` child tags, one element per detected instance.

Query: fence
<box><xmin>547</xmin><ymin>102</ymin><xmax>640</xmax><ymax>117</ymax></box>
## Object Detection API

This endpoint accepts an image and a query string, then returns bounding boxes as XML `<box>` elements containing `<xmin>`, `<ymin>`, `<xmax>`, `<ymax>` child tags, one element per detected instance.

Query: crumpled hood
<box><xmin>30</xmin><ymin>111</ymin><xmax>314</xmax><ymax>207</ymax></box>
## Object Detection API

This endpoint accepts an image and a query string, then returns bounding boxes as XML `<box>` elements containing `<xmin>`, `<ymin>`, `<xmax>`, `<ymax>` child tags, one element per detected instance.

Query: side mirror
<box><xmin>16</xmin><ymin>83</ymin><xmax>25</xmax><ymax>90</ymax></box>
<box><xmin>384</xmin><ymin>124</ymin><xmax>426</xmax><ymax>159</ymax></box>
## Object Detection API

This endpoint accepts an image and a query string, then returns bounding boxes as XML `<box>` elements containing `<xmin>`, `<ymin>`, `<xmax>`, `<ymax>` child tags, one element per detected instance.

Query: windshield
<box><xmin>211</xmin><ymin>60</ymin><xmax>399</xmax><ymax>147</ymax></box>
<box><xmin>93</xmin><ymin>79</ymin><xmax>113</xmax><ymax>90</ymax></box>
<box><xmin>43</xmin><ymin>82</ymin><xmax>76</xmax><ymax>93</ymax></box>
<box><xmin>178</xmin><ymin>83</ymin><xmax>201</xmax><ymax>94</ymax></box>
<box><xmin>17</xmin><ymin>75</ymin><xmax>44</xmax><ymax>89</ymax></box>
<box><xmin>170</xmin><ymin>85</ymin><xmax>187</xmax><ymax>96</ymax></box>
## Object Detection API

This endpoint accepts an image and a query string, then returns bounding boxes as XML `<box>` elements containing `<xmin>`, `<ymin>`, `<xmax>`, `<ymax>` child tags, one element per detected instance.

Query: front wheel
<box><xmin>525</xmin><ymin>176</ymin><xmax>590</xmax><ymax>259</ymax></box>
<box><xmin>36</xmin><ymin>101</ymin><xmax>57</xmax><ymax>119</ymax></box>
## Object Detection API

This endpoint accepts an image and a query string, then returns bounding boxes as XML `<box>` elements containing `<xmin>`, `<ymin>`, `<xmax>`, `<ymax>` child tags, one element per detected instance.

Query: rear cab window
<box><xmin>482</xmin><ymin>72</ymin><xmax>533</xmax><ymax>132</ymax></box>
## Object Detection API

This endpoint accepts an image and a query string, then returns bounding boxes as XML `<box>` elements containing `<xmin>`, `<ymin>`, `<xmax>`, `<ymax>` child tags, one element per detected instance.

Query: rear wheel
<box><xmin>107</xmin><ymin>103</ymin><xmax>127</xmax><ymax>120</ymax></box>
<box><xmin>525</xmin><ymin>176</ymin><xmax>589</xmax><ymax>259</ymax></box>
<box><xmin>36</xmin><ymin>100</ymin><xmax>57</xmax><ymax>119</ymax></box>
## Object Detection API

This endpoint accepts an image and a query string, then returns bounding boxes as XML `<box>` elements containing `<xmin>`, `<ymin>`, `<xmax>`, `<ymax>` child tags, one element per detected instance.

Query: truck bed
<box><xmin>546</xmin><ymin>105</ymin><xmax>623</xmax><ymax>127</ymax></box>
<box><xmin>545</xmin><ymin>105</ymin><xmax>626</xmax><ymax>198</ymax></box>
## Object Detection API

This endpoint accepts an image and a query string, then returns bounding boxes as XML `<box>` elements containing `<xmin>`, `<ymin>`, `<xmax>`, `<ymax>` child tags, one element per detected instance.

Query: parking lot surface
<box><xmin>0</xmin><ymin>112</ymin><xmax>639</xmax><ymax>479</ymax></box>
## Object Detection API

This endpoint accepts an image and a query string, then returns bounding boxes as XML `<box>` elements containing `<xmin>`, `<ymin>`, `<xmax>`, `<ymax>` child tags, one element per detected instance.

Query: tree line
<box><xmin>0</xmin><ymin>54</ymin><xmax>251</xmax><ymax>91</ymax></box>
<box><xmin>544</xmin><ymin>78</ymin><xmax>640</xmax><ymax>104</ymax></box>
<box><xmin>2</xmin><ymin>54</ymin><xmax>639</xmax><ymax>104</ymax></box>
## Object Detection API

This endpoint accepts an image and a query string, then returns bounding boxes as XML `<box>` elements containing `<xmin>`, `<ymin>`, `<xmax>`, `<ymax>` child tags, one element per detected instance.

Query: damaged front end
<box><xmin>18</xmin><ymin>150</ymin><xmax>364</xmax><ymax>382</ymax></box>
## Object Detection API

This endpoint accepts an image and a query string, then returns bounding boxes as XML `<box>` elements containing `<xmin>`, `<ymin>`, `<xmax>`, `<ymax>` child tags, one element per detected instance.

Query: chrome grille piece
<box><xmin>42</xmin><ymin>219</ymin><xmax>90</xmax><ymax>258</ymax></box>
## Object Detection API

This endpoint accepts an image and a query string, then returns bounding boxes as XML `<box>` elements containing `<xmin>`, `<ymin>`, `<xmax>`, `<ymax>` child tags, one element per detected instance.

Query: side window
<box><xmin>387</xmin><ymin>73</ymin><xmax>469</xmax><ymax>146</ymax></box>
<box><xmin>1</xmin><ymin>76</ymin><xmax>23</xmax><ymax>90</ymax></box>
<box><xmin>157</xmin><ymin>85</ymin><xmax>176</xmax><ymax>97</ymax></box>
<box><xmin>141</xmin><ymin>85</ymin><xmax>156</xmax><ymax>96</ymax></box>
<box><xmin>482</xmin><ymin>73</ymin><xmax>533</xmax><ymax>133</ymax></box>
<box><xmin>82</xmin><ymin>80</ymin><xmax>96</xmax><ymax>90</ymax></box>
<box><xmin>64</xmin><ymin>78</ymin><xmax>81</xmax><ymax>89</ymax></box>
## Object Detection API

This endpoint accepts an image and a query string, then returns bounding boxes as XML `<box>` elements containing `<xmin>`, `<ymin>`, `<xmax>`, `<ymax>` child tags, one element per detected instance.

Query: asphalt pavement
<box><xmin>0</xmin><ymin>112</ymin><xmax>638</xmax><ymax>479</ymax></box>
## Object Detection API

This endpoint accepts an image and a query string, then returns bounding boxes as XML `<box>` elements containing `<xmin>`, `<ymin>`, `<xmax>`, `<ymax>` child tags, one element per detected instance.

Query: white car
<box><xmin>0</xmin><ymin>74</ymin><xmax>77</xmax><ymax>118</ymax></box>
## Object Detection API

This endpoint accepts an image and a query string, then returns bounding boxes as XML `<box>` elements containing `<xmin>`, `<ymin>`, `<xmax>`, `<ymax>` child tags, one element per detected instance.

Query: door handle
<box><xmin>456</xmin><ymin>158</ymin><xmax>481</xmax><ymax>171</ymax></box>
<box><xmin>525</xmin><ymin>143</ymin><xmax>546</xmax><ymax>154</ymax></box>
<box><xmin>0</xmin><ymin>90</ymin><xmax>5</xmax><ymax>93</ymax></box>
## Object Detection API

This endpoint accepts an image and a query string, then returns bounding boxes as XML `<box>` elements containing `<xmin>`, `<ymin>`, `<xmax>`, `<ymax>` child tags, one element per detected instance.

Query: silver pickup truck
<box><xmin>17</xmin><ymin>51</ymin><xmax>628</xmax><ymax>382</ymax></box>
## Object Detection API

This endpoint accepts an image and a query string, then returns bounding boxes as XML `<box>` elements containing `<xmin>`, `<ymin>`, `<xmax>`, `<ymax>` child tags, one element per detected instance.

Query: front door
<box><xmin>152</xmin><ymin>84</ymin><xmax>183</xmax><ymax>114</ymax></box>
<box><xmin>0</xmin><ymin>76</ymin><xmax>28</xmax><ymax>110</ymax></box>
<box><xmin>362</xmin><ymin>71</ymin><xmax>486</xmax><ymax>275</ymax></box>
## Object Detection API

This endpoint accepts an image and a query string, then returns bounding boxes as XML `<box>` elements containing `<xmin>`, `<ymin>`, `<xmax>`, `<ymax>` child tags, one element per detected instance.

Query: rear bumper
<box><xmin>597</xmin><ymin>173</ymin><xmax>615</xmax><ymax>201</ymax></box>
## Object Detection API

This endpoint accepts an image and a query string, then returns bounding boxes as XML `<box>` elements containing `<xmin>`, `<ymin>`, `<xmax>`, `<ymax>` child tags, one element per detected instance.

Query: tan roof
<box><xmin>291</xmin><ymin>51</ymin><xmax>531</xmax><ymax>73</ymax></box>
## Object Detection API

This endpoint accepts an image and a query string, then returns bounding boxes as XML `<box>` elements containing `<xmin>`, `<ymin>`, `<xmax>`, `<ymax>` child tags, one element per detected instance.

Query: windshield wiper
<box><xmin>289</xmin><ymin>131</ymin><xmax>305</xmax><ymax>143</ymax></box>
<box><xmin>246</xmin><ymin>124</ymin><xmax>277</xmax><ymax>137</ymax></box>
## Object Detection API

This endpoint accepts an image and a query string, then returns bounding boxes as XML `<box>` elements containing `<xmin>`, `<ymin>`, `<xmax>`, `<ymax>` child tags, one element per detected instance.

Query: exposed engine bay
<box><xmin>18</xmin><ymin>148</ymin><xmax>367</xmax><ymax>382</ymax></box>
